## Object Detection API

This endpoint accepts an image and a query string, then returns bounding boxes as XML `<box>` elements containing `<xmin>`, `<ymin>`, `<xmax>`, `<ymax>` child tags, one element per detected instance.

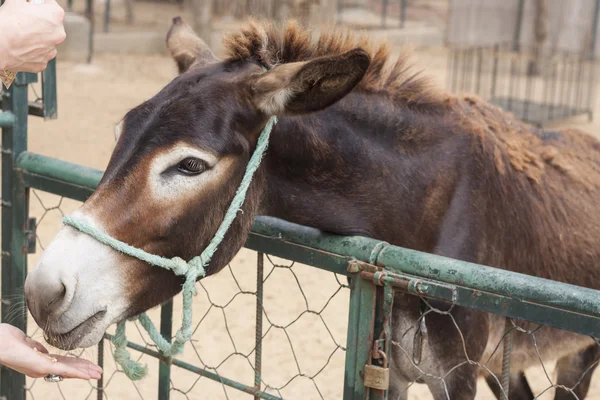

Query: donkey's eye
<box><xmin>177</xmin><ymin>157</ymin><xmax>207</xmax><ymax>175</ymax></box>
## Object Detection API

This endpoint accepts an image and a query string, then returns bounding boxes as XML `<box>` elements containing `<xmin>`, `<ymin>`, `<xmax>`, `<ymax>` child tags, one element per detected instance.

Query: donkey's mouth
<box><xmin>45</xmin><ymin>310</ymin><xmax>107</xmax><ymax>350</ymax></box>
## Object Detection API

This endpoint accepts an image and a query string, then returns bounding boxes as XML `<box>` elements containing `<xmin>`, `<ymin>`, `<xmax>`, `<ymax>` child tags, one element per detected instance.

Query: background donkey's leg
<box><xmin>393</xmin><ymin>302</ymin><xmax>489</xmax><ymax>400</ymax></box>
<box><xmin>387</xmin><ymin>365</ymin><xmax>411</xmax><ymax>400</ymax></box>
<box><xmin>485</xmin><ymin>371</ymin><xmax>534</xmax><ymax>400</ymax></box>
<box><xmin>554</xmin><ymin>343</ymin><xmax>600</xmax><ymax>400</ymax></box>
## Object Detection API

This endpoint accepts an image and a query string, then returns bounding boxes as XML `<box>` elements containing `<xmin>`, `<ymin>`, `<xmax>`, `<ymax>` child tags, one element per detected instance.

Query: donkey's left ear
<box><xmin>114</xmin><ymin>120</ymin><xmax>124</xmax><ymax>142</ymax></box>
<box><xmin>167</xmin><ymin>16</ymin><xmax>219</xmax><ymax>74</ymax></box>
<box><xmin>249</xmin><ymin>49</ymin><xmax>370</xmax><ymax>115</ymax></box>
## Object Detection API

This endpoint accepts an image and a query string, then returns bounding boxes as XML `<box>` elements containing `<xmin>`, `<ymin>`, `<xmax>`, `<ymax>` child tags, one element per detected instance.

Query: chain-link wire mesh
<box><xmin>389</xmin><ymin>297</ymin><xmax>600</xmax><ymax>399</ymax></box>
<box><xmin>23</xmin><ymin>189</ymin><xmax>350</xmax><ymax>399</ymax></box>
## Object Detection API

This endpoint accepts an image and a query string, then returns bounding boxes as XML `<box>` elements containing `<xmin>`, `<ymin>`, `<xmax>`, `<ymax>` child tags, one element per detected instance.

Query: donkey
<box><xmin>24</xmin><ymin>18</ymin><xmax>600</xmax><ymax>399</ymax></box>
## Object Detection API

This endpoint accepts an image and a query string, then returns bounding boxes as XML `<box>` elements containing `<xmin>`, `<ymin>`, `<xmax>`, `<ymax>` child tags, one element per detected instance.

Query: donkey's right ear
<box><xmin>166</xmin><ymin>16</ymin><xmax>219</xmax><ymax>74</ymax></box>
<box><xmin>248</xmin><ymin>49</ymin><xmax>370</xmax><ymax>115</ymax></box>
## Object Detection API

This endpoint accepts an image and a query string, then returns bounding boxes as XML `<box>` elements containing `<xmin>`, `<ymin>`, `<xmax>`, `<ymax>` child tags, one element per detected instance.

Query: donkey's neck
<box><xmin>262</xmin><ymin>92</ymin><xmax>465</xmax><ymax>253</ymax></box>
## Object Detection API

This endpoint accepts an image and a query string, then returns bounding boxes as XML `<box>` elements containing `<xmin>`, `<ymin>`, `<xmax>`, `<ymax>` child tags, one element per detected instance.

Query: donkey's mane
<box><xmin>223</xmin><ymin>20</ymin><xmax>445</xmax><ymax>107</ymax></box>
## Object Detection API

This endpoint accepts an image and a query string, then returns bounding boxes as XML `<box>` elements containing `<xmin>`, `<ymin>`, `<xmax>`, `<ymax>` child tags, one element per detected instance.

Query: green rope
<box><xmin>63</xmin><ymin>115</ymin><xmax>277</xmax><ymax>380</ymax></box>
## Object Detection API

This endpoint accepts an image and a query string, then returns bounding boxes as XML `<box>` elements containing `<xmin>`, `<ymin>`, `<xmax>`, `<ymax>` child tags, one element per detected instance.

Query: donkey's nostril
<box><xmin>47</xmin><ymin>283</ymin><xmax>67</xmax><ymax>308</ymax></box>
<box><xmin>173</xmin><ymin>16</ymin><xmax>182</xmax><ymax>25</ymax></box>
<box><xmin>25</xmin><ymin>264</ymin><xmax>75</xmax><ymax>326</ymax></box>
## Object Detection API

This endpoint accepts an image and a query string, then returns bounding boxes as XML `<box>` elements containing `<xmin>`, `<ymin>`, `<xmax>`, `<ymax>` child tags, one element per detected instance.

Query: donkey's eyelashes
<box><xmin>177</xmin><ymin>157</ymin><xmax>208</xmax><ymax>175</ymax></box>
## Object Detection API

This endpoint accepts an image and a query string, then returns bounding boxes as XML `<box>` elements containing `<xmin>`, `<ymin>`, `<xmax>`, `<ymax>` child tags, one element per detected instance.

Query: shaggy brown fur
<box><xmin>222</xmin><ymin>20</ymin><xmax>600</xmax><ymax>190</ymax></box>
<box><xmin>223</xmin><ymin>19</ymin><xmax>445</xmax><ymax>108</ymax></box>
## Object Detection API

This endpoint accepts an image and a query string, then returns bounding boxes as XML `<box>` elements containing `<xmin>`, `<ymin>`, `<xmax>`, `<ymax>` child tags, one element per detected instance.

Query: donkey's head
<box><xmin>24</xmin><ymin>17</ymin><xmax>370</xmax><ymax>349</ymax></box>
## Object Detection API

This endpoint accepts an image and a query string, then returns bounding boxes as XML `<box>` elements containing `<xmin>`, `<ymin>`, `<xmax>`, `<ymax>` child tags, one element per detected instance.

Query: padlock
<box><xmin>364</xmin><ymin>350</ymin><xmax>390</xmax><ymax>390</ymax></box>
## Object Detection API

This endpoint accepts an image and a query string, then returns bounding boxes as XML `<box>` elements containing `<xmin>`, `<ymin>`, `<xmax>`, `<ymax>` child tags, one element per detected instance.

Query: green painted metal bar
<box><xmin>0</xmin><ymin>111</ymin><xmax>15</xmax><ymax>128</ymax></box>
<box><xmin>375</xmin><ymin>246</ymin><xmax>600</xmax><ymax>319</ymax></box>
<box><xmin>158</xmin><ymin>301</ymin><xmax>173</xmax><ymax>400</ymax></box>
<box><xmin>1</xmin><ymin>73</ymin><xmax>31</xmax><ymax>400</ymax></box>
<box><xmin>17</xmin><ymin>152</ymin><xmax>103</xmax><ymax>189</ymax></box>
<box><xmin>41</xmin><ymin>59</ymin><xmax>58</xmax><ymax>120</ymax></box>
<box><xmin>343</xmin><ymin>275</ymin><xmax>376</xmax><ymax>400</ymax></box>
<box><xmin>103</xmin><ymin>333</ymin><xmax>282</xmax><ymax>400</ymax></box>
<box><xmin>20</xmin><ymin>169</ymin><xmax>96</xmax><ymax>202</ymax></box>
<box><xmin>15</xmin><ymin>152</ymin><xmax>600</xmax><ymax>336</ymax></box>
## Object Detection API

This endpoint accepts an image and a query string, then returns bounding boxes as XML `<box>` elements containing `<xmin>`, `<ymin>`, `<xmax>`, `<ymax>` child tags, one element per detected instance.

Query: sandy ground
<box><xmin>4</xmin><ymin>2</ymin><xmax>600</xmax><ymax>400</ymax></box>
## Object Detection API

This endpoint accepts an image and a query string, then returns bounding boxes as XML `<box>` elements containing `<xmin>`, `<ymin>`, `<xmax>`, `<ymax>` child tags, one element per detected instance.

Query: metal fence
<box><xmin>446</xmin><ymin>0</ymin><xmax>600</xmax><ymax>126</ymax></box>
<box><xmin>447</xmin><ymin>43</ymin><xmax>597</xmax><ymax>126</ymax></box>
<box><xmin>4</xmin><ymin>66</ymin><xmax>600</xmax><ymax>400</ymax></box>
<box><xmin>336</xmin><ymin>0</ymin><xmax>409</xmax><ymax>29</ymax></box>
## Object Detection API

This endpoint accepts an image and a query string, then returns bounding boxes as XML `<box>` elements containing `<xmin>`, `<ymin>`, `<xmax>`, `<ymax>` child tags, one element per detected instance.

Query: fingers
<box><xmin>49</xmin><ymin>355</ymin><xmax>103</xmax><ymax>380</ymax></box>
<box><xmin>24</xmin><ymin>337</ymin><xmax>49</xmax><ymax>354</ymax></box>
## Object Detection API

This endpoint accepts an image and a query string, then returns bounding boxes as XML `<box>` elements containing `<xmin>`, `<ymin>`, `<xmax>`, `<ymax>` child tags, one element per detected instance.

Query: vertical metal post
<box><xmin>158</xmin><ymin>301</ymin><xmax>173</xmax><ymax>400</ymax></box>
<box><xmin>400</xmin><ymin>0</ymin><xmax>407</xmax><ymax>29</ymax></box>
<box><xmin>253</xmin><ymin>253</ymin><xmax>264</xmax><ymax>400</ymax></box>
<box><xmin>587</xmin><ymin>0</ymin><xmax>600</xmax><ymax>121</ymax></box>
<box><xmin>591</xmin><ymin>0</ymin><xmax>600</xmax><ymax>60</ymax></box>
<box><xmin>343</xmin><ymin>274</ymin><xmax>376</xmax><ymax>400</ymax></box>
<box><xmin>450</xmin><ymin>48</ymin><xmax>460</xmax><ymax>93</ymax></box>
<box><xmin>508</xmin><ymin>57</ymin><xmax>516</xmax><ymax>112</ymax></box>
<box><xmin>104</xmin><ymin>0</ymin><xmax>111</xmax><ymax>33</ymax></box>
<box><xmin>491</xmin><ymin>44</ymin><xmax>499</xmax><ymax>100</ymax></box>
<box><xmin>41</xmin><ymin>59</ymin><xmax>58</xmax><ymax>120</ymax></box>
<box><xmin>97</xmin><ymin>339</ymin><xmax>104</xmax><ymax>400</ymax></box>
<box><xmin>475</xmin><ymin>47</ymin><xmax>483</xmax><ymax>95</ymax></box>
<box><xmin>381</xmin><ymin>0</ymin><xmax>388</xmax><ymax>28</ymax></box>
<box><xmin>1</xmin><ymin>73</ymin><xmax>31</xmax><ymax>400</ymax></box>
<box><xmin>524</xmin><ymin>62</ymin><xmax>533</xmax><ymax>122</ymax></box>
<box><xmin>86</xmin><ymin>0</ymin><xmax>94</xmax><ymax>64</ymax></box>
<box><xmin>512</xmin><ymin>0</ymin><xmax>525</xmax><ymax>52</ymax></box>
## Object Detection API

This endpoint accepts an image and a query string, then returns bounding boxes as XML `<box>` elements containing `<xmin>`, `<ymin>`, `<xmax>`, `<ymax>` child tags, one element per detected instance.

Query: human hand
<box><xmin>0</xmin><ymin>0</ymin><xmax>66</xmax><ymax>72</ymax></box>
<box><xmin>0</xmin><ymin>324</ymin><xmax>102</xmax><ymax>380</ymax></box>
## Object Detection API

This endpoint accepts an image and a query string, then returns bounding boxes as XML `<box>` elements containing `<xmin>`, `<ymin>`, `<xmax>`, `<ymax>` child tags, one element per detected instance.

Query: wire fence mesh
<box><xmin>23</xmin><ymin>190</ymin><xmax>350</xmax><ymax>399</ymax></box>
<box><xmin>388</xmin><ymin>297</ymin><xmax>600</xmax><ymax>399</ymax></box>
<box><xmin>22</xmin><ymin>190</ymin><xmax>600</xmax><ymax>399</ymax></box>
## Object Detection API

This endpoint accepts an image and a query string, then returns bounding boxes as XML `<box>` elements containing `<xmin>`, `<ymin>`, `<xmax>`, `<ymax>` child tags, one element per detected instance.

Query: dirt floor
<box><xmin>7</xmin><ymin>1</ymin><xmax>600</xmax><ymax>400</ymax></box>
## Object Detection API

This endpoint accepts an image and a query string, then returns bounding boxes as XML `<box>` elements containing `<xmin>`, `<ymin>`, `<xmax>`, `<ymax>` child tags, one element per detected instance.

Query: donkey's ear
<box><xmin>166</xmin><ymin>16</ymin><xmax>219</xmax><ymax>74</ymax></box>
<box><xmin>249</xmin><ymin>49</ymin><xmax>370</xmax><ymax>115</ymax></box>
<box><xmin>114</xmin><ymin>120</ymin><xmax>123</xmax><ymax>142</ymax></box>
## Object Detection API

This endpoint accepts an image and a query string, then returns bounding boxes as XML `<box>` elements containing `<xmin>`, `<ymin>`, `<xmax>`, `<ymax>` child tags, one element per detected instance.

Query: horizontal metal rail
<box><xmin>16</xmin><ymin>151</ymin><xmax>600</xmax><ymax>337</ymax></box>
<box><xmin>0</xmin><ymin>111</ymin><xmax>15</xmax><ymax>128</ymax></box>
<box><xmin>103</xmin><ymin>334</ymin><xmax>282</xmax><ymax>400</ymax></box>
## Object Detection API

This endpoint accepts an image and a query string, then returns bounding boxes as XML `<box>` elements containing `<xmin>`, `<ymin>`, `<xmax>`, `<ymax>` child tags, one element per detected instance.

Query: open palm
<box><xmin>0</xmin><ymin>323</ymin><xmax>102</xmax><ymax>379</ymax></box>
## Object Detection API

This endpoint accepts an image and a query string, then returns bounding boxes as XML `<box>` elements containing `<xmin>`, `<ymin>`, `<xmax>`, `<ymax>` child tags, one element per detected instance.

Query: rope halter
<box><xmin>62</xmin><ymin>115</ymin><xmax>278</xmax><ymax>380</ymax></box>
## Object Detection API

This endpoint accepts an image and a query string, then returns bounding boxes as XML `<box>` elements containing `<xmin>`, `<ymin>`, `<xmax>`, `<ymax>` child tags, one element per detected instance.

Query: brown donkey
<box><xmin>24</xmin><ymin>18</ymin><xmax>600</xmax><ymax>399</ymax></box>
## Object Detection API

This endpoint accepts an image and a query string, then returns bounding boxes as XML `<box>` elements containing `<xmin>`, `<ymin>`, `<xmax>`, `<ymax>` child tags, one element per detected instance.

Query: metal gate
<box><xmin>4</xmin><ymin>68</ymin><xmax>600</xmax><ymax>400</ymax></box>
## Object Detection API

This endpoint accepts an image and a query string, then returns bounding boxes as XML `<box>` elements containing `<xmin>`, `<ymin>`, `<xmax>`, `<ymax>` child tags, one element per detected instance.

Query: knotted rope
<box><xmin>62</xmin><ymin>115</ymin><xmax>277</xmax><ymax>380</ymax></box>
